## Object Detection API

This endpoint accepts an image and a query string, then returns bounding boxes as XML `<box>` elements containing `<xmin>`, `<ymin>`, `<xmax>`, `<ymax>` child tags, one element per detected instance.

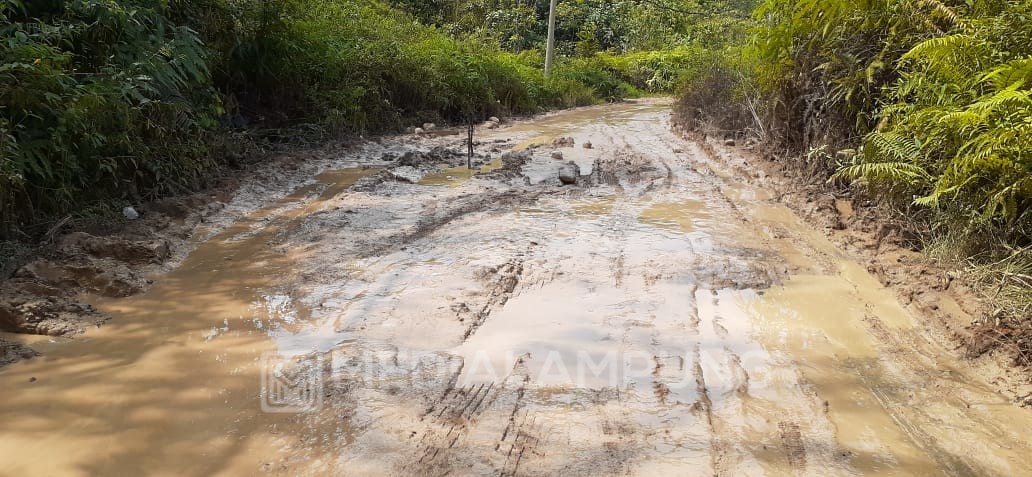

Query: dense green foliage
<box><xmin>675</xmin><ymin>0</ymin><xmax>1032</xmax><ymax>320</ymax></box>
<box><xmin>388</xmin><ymin>0</ymin><xmax>751</xmax><ymax>53</ymax></box>
<box><xmin>746</xmin><ymin>0</ymin><xmax>1032</xmax><ymax>246</ymax></box>
<box><xmin>1</xmin><ymin>0</ymin><xmax>741</xmax><ymax>237</ymax></box>
<box><xmin>677</xmin><ymin>0</ymin><xmax>1032</xmax><ymax>247</ymax></box>
<box><xmin>1</xmin><ymin>0</ymin><xmax>218</xmax><ymax>234</ymax></box>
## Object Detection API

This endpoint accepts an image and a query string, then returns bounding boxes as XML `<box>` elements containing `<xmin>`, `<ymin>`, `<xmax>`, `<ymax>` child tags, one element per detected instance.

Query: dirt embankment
<box><xmin>683</xmin><ymin>135</ymin><xmax>1032</xmax><ymax>406</ymax></box>
<box><xmin>0</xmin><ymin>196</ymin><xmax>223</xmax><ymax>339</ymax></box>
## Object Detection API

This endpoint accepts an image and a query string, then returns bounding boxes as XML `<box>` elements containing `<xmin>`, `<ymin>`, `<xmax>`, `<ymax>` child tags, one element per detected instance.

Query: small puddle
<box><xmin>418</xmin><ymin>159</ymin><xmax>504</xmax><ymax>187</ymax></box>
<box><xmin>637</xmin><ymin>200</ymin><xmax>709</xmax><ymax>233</ymax></box>
<box><xmin>570</xmin><ymin>196</ymin><xmax>616</xmax><ymax>218</ymax></box>
<box><xmin>506</xmin><ymin>100</ymin><xmax>670</xmax><ymax>150</ymax></box>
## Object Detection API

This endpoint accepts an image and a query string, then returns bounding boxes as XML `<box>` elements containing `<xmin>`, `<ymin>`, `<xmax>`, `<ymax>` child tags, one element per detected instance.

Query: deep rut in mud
<box><xmin>2</xmin><ymin>100</ymin><xmax>1032</xmax><ymax>476</ymax></box>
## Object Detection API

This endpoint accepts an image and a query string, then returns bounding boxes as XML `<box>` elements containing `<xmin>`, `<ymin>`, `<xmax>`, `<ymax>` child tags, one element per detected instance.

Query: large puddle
<box><xmin>2</xmin><ymin>100</ymin><xmax>1031</xmax><ymax>476</ymax></box>
<box><xmin>0</xmin><ymin>168</ymin><xmax>377</xmax><ymax>475</ymax></box>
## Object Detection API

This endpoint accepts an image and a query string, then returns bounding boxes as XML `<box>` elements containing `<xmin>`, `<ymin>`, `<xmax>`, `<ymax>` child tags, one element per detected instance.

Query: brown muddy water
<box><xmin>2</xmin><ymin>100</ymin><xmax>1031</xmax><ymax>476</ymax></box>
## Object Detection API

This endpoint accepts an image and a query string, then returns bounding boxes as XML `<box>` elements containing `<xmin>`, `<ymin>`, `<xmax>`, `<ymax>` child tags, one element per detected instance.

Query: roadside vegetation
<box><xmin>1</xmin><ymin>0</ymin><xmax>749</xmax><ymax>245</ymax></box>
<box><xmin>676</xmin><ymin>0</ymin><xmax>1031</xmax><ymax>354</ymax></box>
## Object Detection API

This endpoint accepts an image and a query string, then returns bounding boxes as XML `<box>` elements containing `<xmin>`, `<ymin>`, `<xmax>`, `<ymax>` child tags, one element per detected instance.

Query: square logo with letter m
<box><xmin>261</xmin><ymin>353</ymin><xmax>324</xmax><ymax>413</ymax></box>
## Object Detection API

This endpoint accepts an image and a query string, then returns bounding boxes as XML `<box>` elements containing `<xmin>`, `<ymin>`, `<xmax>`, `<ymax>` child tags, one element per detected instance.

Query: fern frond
<box><xmin>901</xmin><ymin>34</ymin><xmax>986</xmax><ymax>80</ymax></box>
<box><xmin>980</xmin><ymin>58</ymin><xmax>1032</xmax><ymax>92</ymax></box>
<box><xmin>830</xmin><ymin>161</ymin><xmax>931</xmax><ymax>185</ymax></box>
<box><xmin>865</xmin><ymin>131</ymin><xmax>922</xmax><ymax>162</ymax></box>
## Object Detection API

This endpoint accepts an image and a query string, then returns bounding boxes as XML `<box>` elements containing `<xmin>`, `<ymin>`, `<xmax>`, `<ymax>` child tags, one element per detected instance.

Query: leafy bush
<box><xmin>1</xmin><ymin>0</ymin><xmax>218</xmax><ymax>236</ymax></box>
<box><xmin>194</xmin><ymin>0</ymin><xmax>644</xmax><ymax>131</ymax></box>
<box><xmin>601</xmin><ymin>47</ymin><xmax>705</xmax><ymax>93</ymax></box>
<box><xmin>835</xmin><ymin>26</ymin><xmax>1032</xmax><ymax>242</ymax></box>
<box><xmin>718</xmin><ymin>0</ymin><xmax>1032</xmax><ymax>324</ymax></box>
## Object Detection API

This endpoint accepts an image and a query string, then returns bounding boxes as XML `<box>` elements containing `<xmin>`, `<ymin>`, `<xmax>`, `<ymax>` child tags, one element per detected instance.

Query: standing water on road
<box><xmin>2</xmin><ymin>101</ymin><xmax>1031</xmax><ymax>476</ymax></box>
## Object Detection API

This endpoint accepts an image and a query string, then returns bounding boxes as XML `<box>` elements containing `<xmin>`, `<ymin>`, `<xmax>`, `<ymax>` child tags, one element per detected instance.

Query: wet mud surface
<box><xmin>2</xmin><ymin>100</ymin><xmax>1032</xmax><ymax>476</ymax></box>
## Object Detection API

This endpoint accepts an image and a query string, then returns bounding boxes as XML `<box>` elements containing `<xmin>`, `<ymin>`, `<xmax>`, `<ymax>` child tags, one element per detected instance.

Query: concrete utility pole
<box><xmin>544</xmin><ymin>0</ymin><xmax>558</xmax><ymax>77</ymax></box>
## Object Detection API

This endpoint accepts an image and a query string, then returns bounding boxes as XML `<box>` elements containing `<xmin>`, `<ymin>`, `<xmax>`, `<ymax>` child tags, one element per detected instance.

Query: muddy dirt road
<box><xmin>2</xmin><ymin>101</ymin><xmax>1032</xmax><ymax>476</ymax></box>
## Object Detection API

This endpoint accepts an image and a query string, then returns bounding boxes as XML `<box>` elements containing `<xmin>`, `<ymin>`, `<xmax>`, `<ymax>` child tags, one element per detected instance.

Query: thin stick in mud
<box><xmin>467</xmin><ymin>121</ymin><xmax>475</xmax><ymax>169</ymax></box>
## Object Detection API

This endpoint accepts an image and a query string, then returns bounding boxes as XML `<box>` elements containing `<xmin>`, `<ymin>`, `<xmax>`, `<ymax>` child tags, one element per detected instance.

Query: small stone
<box><xmin>723</xmin><ymin>138</ymin><xmax>736</xmax><ymax>147</ymax></box>
<box><xmin>550</xmin><ymin>151</ymin><xmax>564</xmax><ymax>160</ymax></box>
<box><xmin>414</xmin><ymin>128</ymin><xmax>425</xmax><ymax>135</ymax></box>
<box><xmin>558</xmin><ymin>161</ymin><xmax>580</xmax><ymax>185</ymax></box>
<box><xmin>552</xmin><ymin>136</ymin><xmax>575</xmax><ymax>148</ymax></box>
<box><xmin>122</xmin><ymin>206</ymin><xmax>139</xmax><ymax>220</ymax></box>
<box><xmin>582</xmin><ymin>141</ymin><xmax>593</xmax><ymax>149</ymax></box>
<box><xmin>488</xmin><ymin>116</ymin><xmax>500</xmax><ymax>123</ymax></box>
<box><xmin>422</xmin><ymin>123</ymin><xmax>436</xmax><ymax>131</ymax></box>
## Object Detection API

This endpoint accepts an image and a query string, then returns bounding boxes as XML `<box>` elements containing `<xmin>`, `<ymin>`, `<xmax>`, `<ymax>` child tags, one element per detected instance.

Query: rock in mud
<box><xmin>422</xmin><ymin>123</ymin><xmax>437</xmax><ymax>131</ymax></box>
<box><xmin>428</xmin><ymin>145</ymin><xmax>468</xmax><ymax>164</ymax></box>
<box><xmin>583</xmin><ymin>141</ymin><xmax>593</xmax><ymax>149</ymax></box>
<box><xmin>414</xmin><ymin>127</ymin><xmax>425</xmax><ymax>136</ymax></box>
<box><xmin>480</xmin><ymin>150</ymin><xmax>531</xmax><ymax>181</ymax></box>
<box><xmin>0</xmin><ymin>281</ymin><xmax>107</xmax><ymax>335</ymax></box>
<box><xmin>588</xmin><ymin>152</ymin><xmax>659</xmax><ymax>186</ymax></box>
<box><xmin>559</xmin><ymin>161</ymin><xmax>581</xmax><ymax>185</ymax></box>
<box><xmin>488</xmin><ymin>116</ymin><xmax>500</xmax><ymax>123</ymax></box>
<box><xmin>0</xmin><ymin>338</ymin><xmax>39</xmax><ymax>367</ymax></box>
<box><xmin>724</xmin><ymin>138</ymin><xmax>736</xmax><ymax>146</ymax></box>
<box><xmin>395</xmin><ymin>151</ymin><xmax>428</xmax><ymax>167</ymax></box>
<box><xmin>122</xmin><ymin>206</ymin><xmax>139</xmax><ymax>220</ymax></box>
<box><xmin>550</xmin><ymin>151</ymin><xmax>564</xmax><ymax>160</ymax></box>
<box><xmin>552</xmin><ymin>136</ymin><xmax>575</xmax><ymax>148</ymax></box>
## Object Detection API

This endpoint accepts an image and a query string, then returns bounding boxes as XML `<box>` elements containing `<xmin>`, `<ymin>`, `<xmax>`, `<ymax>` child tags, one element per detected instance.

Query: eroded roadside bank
<box><xmin>1</xmin><ymin>100</ymin><xmax>1031</xmax><ymax>476</ymax></box>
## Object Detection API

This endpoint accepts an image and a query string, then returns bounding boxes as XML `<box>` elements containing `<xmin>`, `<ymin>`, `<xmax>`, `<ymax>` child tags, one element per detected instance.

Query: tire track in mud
<box><xmin>457</xmin><ymin>257</ymin><xmax>527</xmax><ymax>341</ymax></box>
<box><xmin>852</xmin><ymin>312</ymin><xmax>1010</xmax><ymax>476</ymax></box>
<box><xmin>415</xmin><ymin>381</ymin><xmax>497</xmax><ymax>466</ymax></box>
<box><xmin>357</xmin><ymin>189</ymin><xmax>544</xmax><ymax>258</ymax></box>
<box><xmin>778</xmin><ymin>421</ymin><xmax>808</xmax><ymax>470</ymax></box>
<box><xmin>695</xmin><ymin>290</ymin><xmax>739</xmax><ymax>476</ymax></box>
<box><xmin>407</xmin><ymin>354</ymin><xmax>543</xmax><ymax>476</ymax></box>
<box><xmin>301</xmin><ymin>102</ymin><xmax>1032</xmax><ymax>476</ymax></box>
<box><xmin>693</xmin><ymin>288</ymin><xmax>849</xmax><ymax>476</ymax></box>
